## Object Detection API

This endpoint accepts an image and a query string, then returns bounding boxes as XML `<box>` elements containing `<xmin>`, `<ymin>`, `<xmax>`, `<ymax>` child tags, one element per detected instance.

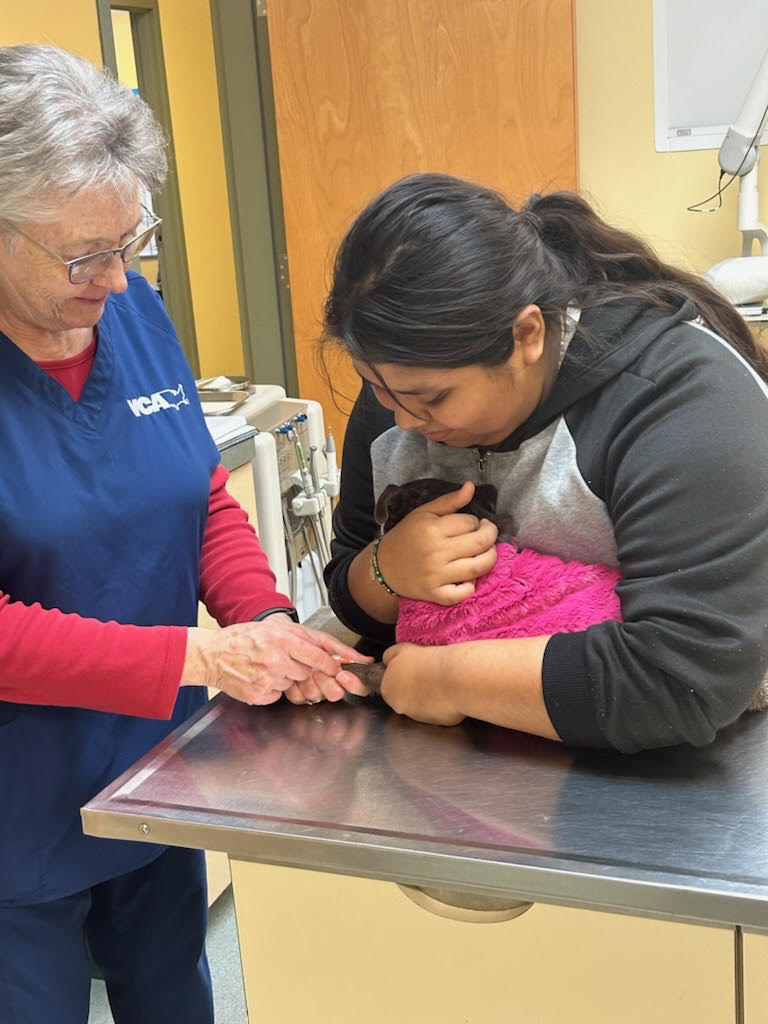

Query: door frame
<box><xmin>96</xmin><ymin>0</ymin><xmax>200</xmax><ymax>376</ymax></box>
<box><xmin>208</xmin><ymin>0</ymin><xmax>298</xmax><ymax>393</ymax></box>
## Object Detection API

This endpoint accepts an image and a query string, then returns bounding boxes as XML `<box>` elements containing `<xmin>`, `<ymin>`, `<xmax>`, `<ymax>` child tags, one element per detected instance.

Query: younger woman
<box><xmin>322</xmin><ymin>172</ymin><xmax>768</xmax><ymax>754</ymax></box>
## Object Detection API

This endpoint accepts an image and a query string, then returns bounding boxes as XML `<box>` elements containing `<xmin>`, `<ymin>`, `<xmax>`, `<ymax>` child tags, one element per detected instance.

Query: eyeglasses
<box><xmin>7</xmin><ymin>205</ymin><xmax>162</xmax><ymax>284</ymax></box>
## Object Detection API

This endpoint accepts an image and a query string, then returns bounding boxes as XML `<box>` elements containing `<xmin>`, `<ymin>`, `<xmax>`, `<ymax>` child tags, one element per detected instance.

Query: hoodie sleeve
<box><xmin>543</xmin><ymin>325</ymin><xmax>768</xmax><ymax>753</ymax></box>
<box><xmin>324</xmin><ymin>384</ymin><xmax>397</xmax><ymax>646</ymax></box>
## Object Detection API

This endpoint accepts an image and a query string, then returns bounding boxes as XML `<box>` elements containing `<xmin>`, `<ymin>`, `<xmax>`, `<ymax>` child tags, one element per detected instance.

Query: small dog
<box><xmin>373</xmin><ymin>478</ymin><xmax>514</xmax><ymax>538</ymax></box>
<box><xmin>344</xmin><ymin>479</ymin><xmax>508</xmax><ymax>695</ymax></box>
<box><xmin>343</xmin><ymin>478</ymin><xmax>768</xmax><ymax>714</ymax></box>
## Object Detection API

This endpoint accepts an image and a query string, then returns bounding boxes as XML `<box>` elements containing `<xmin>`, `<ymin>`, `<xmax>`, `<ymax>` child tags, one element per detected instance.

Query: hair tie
<box><xmin>524</xmin><ymin>209</ymin><xmax>544</xmax><ymax>237</ymax></box>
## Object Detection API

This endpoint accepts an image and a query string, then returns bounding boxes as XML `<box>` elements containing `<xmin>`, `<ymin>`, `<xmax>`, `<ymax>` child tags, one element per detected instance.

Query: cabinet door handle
<box><xmin>397</xmin><ymin>884</ymin><xmax>533</xmax><ymax>923</ymax></box>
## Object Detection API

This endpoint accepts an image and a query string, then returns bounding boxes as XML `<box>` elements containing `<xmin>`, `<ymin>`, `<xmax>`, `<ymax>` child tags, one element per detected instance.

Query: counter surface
<box><xmin>81</xmin><ymin>696</ymin><xmax>768</xmax><ymax>932</ymax></box>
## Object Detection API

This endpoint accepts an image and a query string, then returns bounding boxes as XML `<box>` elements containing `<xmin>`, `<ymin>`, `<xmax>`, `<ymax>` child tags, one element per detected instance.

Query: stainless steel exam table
<box><xmin>82</xmin><ymin>680</ymin><xmax>768</xmax><ymax>1022</ymax></box>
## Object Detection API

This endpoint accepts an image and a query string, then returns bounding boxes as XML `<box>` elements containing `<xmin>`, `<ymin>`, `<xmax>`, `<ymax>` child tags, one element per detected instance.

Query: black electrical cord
<box><xmin>687</xmin><ymin>99</ymin><xmax>768</xmax><ymax>213</ymax></box>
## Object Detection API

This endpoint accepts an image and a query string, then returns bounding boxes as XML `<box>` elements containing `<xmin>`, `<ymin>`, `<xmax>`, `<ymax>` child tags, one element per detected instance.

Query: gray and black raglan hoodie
<box><xmin>325</xmin><ymin>300</ymin><xmax>768</xmax><ymax>752</ymax></box>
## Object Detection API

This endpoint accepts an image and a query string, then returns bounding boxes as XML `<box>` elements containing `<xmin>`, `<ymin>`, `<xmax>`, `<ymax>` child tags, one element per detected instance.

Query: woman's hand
<box><xmin>380</xmin><ymin>642</ymin><xmax>465</xmax><ymax>726</ymax></box>
<box><xmin>381</xmin><ymin>636</ymin><xmax>559</xmax><ymax>741</ymax></box>
<box><xmin>375</xmin><ymin>481</ymin><xmax>498</xmax><ymax>605</ymax></box>
<box><xmin>182</xmin><ymin>615</ymin><xmax>371</xmax><ymax>706</ymax></box>
<box><xmin>282</xmin><ymin>663</ymin><xmax>371</xmax><ymax>705</ymax></box>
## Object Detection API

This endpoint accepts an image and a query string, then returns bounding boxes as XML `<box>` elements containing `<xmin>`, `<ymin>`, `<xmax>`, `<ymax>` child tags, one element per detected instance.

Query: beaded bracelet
<box><xmin>370</xmin><ymin>535</ymin><xmax>398</xmax><ymax>596</ymax></box>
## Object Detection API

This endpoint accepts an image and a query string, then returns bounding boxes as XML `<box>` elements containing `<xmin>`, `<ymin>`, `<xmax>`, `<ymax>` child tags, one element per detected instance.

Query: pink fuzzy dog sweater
<box><xmin>396</xmin><ymin>541</ymin><xmax>622</xmax><ymax>646</ymax></box>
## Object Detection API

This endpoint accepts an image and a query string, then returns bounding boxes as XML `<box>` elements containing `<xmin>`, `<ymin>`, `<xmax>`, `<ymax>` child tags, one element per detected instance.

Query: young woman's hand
<box><xmin>375</xmin><ymin>481</ymin><xmax>498</xmax><ymax>605</ymax></box>
<box><xmin>379</xmin><ymin>642</ymin><xmax>465</xmax><ymax>726</ymax></box>
<box><xmin>182</xmin><ymin>615</ymin><xmax>371</xmax><ymax>706</ymax></box>
<box><xmin>380</xmin><ymin>635</ymin><xmax>559</xmax><ymax>740</ymax></box>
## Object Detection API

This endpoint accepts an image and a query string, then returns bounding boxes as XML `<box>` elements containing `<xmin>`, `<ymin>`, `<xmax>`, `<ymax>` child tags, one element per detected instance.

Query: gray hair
<box><xmin>0</xmin><ymin>44</ymin><xmax>167</xmax><ymax>224</ymax></box>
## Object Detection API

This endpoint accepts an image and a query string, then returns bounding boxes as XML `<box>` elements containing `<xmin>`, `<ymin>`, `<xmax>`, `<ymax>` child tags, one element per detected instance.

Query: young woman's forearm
<box><xmin>346</xmin><ymin>542</ymin><xmax>400</xmax><ymax>624</ymax></box>
<box><xmin>443</xmin><ymin>637</ymin><xmax>561</xmax><ymax>741</ymax></box>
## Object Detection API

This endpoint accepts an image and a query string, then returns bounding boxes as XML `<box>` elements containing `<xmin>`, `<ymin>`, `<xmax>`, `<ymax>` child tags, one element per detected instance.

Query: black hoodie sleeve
<box><xmin>543</xmin><ymin>326</ymin><xmax>768</xmax><ymax>753</ymax></box>
<box><xmin>324</xmin><ymin>384</ymin><xmax>397</xmax><ymax>646</ymax></box>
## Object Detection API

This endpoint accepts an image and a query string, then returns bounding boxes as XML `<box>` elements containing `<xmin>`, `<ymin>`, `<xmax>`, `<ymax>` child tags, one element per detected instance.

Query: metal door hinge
<box><xmin>277</xmin><ymin>253</ymin><xmax>290</xmax><ymax>291</ymax></box>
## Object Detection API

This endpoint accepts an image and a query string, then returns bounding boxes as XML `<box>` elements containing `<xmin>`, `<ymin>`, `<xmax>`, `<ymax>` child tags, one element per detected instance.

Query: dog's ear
<box><xmin>374</xmin><ymin>484</ymin><xmax>402</xmax><ymax>528</ymax></box>
<box><xmin>473</xmin><ymin>484</ymin><xmax>498</xmax><ymax>515</ymax></box>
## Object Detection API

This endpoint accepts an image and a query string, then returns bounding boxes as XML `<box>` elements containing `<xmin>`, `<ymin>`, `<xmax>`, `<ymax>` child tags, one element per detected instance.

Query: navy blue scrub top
<box><xmin>0</xmin><ymin>273</ymin><xmax>219</xmax><ymax>905</ymax></box>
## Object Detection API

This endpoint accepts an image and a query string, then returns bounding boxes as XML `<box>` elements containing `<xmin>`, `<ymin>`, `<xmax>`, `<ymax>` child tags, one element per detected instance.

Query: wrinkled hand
<box><xmin>183</xmin><ymin>615</ymin><xmax>371</xmax><ymax>706</ymax></box>
<box><xmin>282</xmin><ymin>663</ymin><xmax>372</xmax><ymax>706</ymax></box>
<box><xmin>380</xmin><ymin>643</ymin><xmax>465</xmax><ymax>726</ymax></box>
<box><xmin>375</xmin><ymin>481</ymin><xmax>498</xmax><ymax>605</ymax></box>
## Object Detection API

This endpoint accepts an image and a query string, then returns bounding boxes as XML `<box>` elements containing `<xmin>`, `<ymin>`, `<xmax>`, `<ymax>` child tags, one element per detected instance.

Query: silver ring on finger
<box><xmin>305</xmin><ymin>696</ymin><xmax>324</xmax><ymax>705</ymax></box>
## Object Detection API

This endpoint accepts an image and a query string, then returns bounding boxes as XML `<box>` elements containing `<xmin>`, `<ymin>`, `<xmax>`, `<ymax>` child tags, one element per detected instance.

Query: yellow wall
<box><xmin>0</xmin><ymin>1</ymin><xmax>243</xmax><ymax>379</ymax></box>
<box><xmin>1</xmin><ymin>3</ymin><xmax>102</xmax><ymax>63</ymax></box>
<box><xmin>154</xmin><ymin>0</ymin><xmax>243</xmax><ymax>376</ymax></box>
<box><xmin>112</xmin><ymin>10</ymin><xmax>138</xmax><ymax>89</ymax></box>
<box><xmin>575</xmin><ymin>0</ymin><xmax>767</xmax><ymax>273</ymax></box>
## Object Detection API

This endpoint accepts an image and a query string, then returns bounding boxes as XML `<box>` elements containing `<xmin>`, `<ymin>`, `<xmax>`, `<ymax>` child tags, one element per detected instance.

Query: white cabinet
<box><xmin>745</xmin><ymin>931</ymin><xmax>768</xmax><ymax>1021</ymax></box>
<box><xmin>231</xmin><ymin>860</ymin><xmax>734</xmax><ymax>1024</ymax></box>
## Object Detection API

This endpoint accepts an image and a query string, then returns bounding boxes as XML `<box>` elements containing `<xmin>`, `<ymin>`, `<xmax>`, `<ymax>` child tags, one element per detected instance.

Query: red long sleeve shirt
<box><xmin>0</xmin><ymin>340</ymin><xmax>293</xmax><ymax>718</ymax></box>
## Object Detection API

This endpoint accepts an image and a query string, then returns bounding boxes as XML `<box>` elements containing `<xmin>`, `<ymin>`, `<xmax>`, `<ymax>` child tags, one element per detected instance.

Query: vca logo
<box><xmin>126</xmin><ymin>384</ymin><xmax>190</xmax><ymax>417</ymax></box>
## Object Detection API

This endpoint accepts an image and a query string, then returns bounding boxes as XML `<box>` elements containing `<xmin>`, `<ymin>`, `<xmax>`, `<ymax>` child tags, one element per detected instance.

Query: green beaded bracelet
<box><xmin>370</xmin><ymin>535</ymin><xmax>398</xmax><ymax>596</ymax></box>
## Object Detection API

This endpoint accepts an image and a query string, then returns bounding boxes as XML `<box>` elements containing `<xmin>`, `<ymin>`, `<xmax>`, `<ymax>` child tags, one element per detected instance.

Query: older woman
<box><xmin>0</xmin><ymin>44</ymin><xmax>367</xmax><ymax>1024</ymax></box>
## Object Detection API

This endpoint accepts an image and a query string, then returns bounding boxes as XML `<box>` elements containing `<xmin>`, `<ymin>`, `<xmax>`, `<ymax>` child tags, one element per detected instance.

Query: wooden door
<box><xmin>266</xmin><ymin>0</ymin><xmax>578</xmax><ymax>450</ymax></box>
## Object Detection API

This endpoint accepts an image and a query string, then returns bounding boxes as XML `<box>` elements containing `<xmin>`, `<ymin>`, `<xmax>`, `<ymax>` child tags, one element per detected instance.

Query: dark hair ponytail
<box><xmin>526</xmin><ymin>191</ymin><xmax>768</xmax><ymax>379</ymax></box>
<box><xmin>322</xmin><ymin>173</ymin><xmax>768</xmax><ymax>382</ymax></box>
